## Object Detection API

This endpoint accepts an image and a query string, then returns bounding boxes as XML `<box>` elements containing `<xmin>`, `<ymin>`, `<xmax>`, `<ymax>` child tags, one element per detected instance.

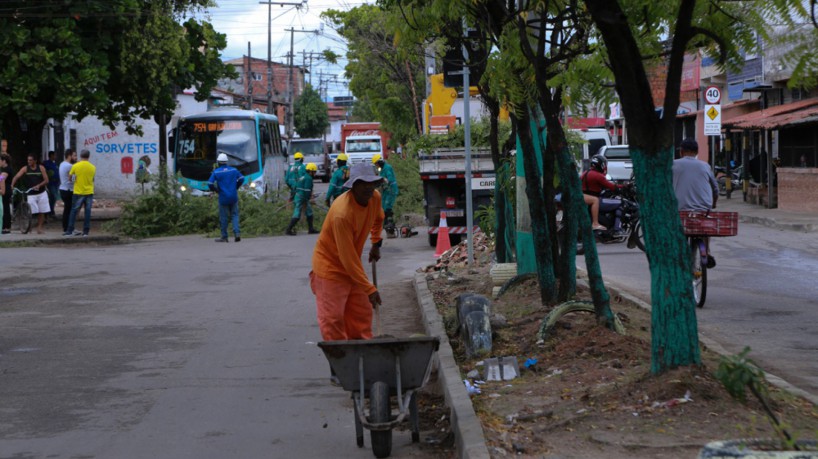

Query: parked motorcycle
<box><xmin>715</xmin><ymin>165</ymin><xmax>743</xmax><ymax>197</ymax></box>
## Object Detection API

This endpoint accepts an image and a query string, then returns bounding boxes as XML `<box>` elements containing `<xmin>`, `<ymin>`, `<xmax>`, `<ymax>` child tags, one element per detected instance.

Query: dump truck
<box><xmin>340</xmin><ymin>122</ymin><xmax>391</xmax><ymax>165</ymax></box>
<box><xmin>419</xmin><ymin>147</ymin><xmax>495</xmax><ymax>247</ymax></box>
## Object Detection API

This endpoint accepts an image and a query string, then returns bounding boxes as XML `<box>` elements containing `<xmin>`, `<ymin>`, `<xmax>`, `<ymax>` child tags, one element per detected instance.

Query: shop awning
<box><xmin>723</xmin><ymin>98</ymin><xmax>818</xmax><ymax>129</ymax></box>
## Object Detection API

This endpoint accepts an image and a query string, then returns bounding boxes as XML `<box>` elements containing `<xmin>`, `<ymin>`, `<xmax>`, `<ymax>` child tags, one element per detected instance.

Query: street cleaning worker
<box><xmin>325</xmin><ymin>153</ymin><xmax>350</xmax><ymax>207</ymax></box>
<box><xmin>285</xmin><ymin>162</ymin><xmax>319</xmax><ymax>235</ymax></box>
<box><xmin>286</xmin><ymin>152</ymin><xmax>305</xmax><ymax>201</ymax></box>
<box><xmin>311</xmin><ymin>162</ymin><xmax>384</xmax><ymax>347</ymax></box>
<box><xmin>372</xmin><ymin>154</ymin><xmax>398</xmax><ymax>230</ymax></box>
<box><xmin>208</xmin><ymin>153</ymin><xmax>245</xmax><ymax>242</ymax></box>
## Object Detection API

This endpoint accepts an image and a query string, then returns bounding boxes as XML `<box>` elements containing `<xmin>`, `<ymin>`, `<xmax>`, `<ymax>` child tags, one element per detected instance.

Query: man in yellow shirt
<box><xmin>311</xmin><ymin>162</ymin><xmax>384</xmax><ymax>345</ymax></box>
<box><xmin>64</xmin><ymin>149</ymin><xmax>96</xmax><ymax>237</ymax></box>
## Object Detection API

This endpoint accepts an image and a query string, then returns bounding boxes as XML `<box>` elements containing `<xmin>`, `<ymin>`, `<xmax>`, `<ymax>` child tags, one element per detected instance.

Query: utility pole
<box><xmin>260</xmin><ymin>1</ymin><xmax>303</xmax><ymax>115</ymax></box>
<box><xmin>285</xmin><ymin>27</ymin><xmax>320</xmax><ymax>138</ymax></box>
<box><xmin>247</xmin><ymin>42</ymin><xmax>253</xmax><ymax>110</ymax></box>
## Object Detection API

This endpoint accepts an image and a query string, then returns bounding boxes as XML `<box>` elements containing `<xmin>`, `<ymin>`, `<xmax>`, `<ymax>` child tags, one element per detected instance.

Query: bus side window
<box><xmin>259</xmin><ymin>124</ymin><xmax>272</xmax><ymax>158</ymax></box>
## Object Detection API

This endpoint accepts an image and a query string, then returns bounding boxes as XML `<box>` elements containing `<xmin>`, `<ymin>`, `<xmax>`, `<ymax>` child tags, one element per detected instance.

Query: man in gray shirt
<box><xmin>673</xmin><ymin>138</ymin><xmax>719</xmax><ymax>267</ymax></box>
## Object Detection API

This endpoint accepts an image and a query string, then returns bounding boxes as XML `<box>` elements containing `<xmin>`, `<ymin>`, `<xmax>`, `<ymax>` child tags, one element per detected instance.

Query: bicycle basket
<box><xmin>679</xmin><ymin>211</ymin><xmax>738</xmax><ymax>237</ymax></box>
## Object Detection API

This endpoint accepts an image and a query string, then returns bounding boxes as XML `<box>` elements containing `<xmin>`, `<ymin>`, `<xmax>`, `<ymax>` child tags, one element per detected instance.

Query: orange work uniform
<box><xmin>311</xmin><ymin>190</ymin><xmax>384</xmax><ymax>340</ymax></box>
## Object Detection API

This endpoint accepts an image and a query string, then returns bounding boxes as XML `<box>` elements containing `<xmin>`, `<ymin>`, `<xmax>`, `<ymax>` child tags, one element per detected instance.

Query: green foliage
<box><xmin>474</xmin><ymin>203</ymin><xmax>496</xmax><ymax>239</ymax></box>
<box><xmin>293</xmin><ymin>84</ymin><xmax>330</xmax><ymax>138</ymax></box>
<box><xmin>321</xmin><ymin>5</ymin><xmax>425</xmax><ymax>144</ymax></box>
<box><xmin>715</xmin><ymin>347</ymin><xmax>767</xmax><ymax>404</ymax></box>
<box><xmin>112</xmin><ymin>174</ymin><xmax>325</xmax><ymax>238</ymax></box>
<box><xmin>407</xmin><ymin>119</ymin><xmax>512</xmax><ymax>154</ymax></box>
<box><xmin>0</xmin><ymin>0</ymin><xmax>234</xmax><ymax>161</ymax></box>
<box><xmin>389</xmin><ymin>155</ymin><xmax>424</xmax><ymax>218</ymax></box>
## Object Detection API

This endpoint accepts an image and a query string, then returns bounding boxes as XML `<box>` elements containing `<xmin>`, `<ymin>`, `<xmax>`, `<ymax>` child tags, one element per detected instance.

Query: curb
<box><xmin>738</xmin><ymin>214</ymin><xmax>818</xmax><ymax>233</ymax></box>
<box><xmin>413</xmin><ymin>272</ymin><xmax>491</xmax><ymax>459</ymax></box>
<box><xmin>585</xmin><ymin>270</ymin><xmax>818</xmax><ymax>406</ymax></box>
<box><xmin>0</xmin><ymin>235</ymin><xmax>122</xmax><ymax>247</ymax></box>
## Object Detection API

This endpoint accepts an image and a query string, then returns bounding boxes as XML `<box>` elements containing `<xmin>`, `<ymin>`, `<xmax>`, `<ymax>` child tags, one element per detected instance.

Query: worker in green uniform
<box><xmin>325</xmin><ymin>153</ymin><xmax>350</xmax><ymax>207</ymax></box>
<box><xmin>286</xmin><ymin>152</ymin><xmax>305</xmax><ymax>201</ymax></box>
<box><xmin>372</xmin><ymin>154</ymin><xmax>398</xmax><ymax>232</ymax></box>
<box><xmin>285</xmin><ymin>162</ymin><xmax>319</xmax><ymax>235</ymax></box>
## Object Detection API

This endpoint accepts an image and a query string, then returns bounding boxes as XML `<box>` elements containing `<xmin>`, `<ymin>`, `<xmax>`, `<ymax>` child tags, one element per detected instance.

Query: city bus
<box><xmin>173</xmin><ymin>109</ymin><xmax>287</xmax><ymax>197</ymax></box>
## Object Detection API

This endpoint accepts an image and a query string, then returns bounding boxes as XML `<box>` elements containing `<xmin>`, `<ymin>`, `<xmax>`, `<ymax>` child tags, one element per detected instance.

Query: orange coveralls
<box><xmin>311</xmin><ymin>190</ymin><xmax>384</xmax><ymax>340</ymax></box>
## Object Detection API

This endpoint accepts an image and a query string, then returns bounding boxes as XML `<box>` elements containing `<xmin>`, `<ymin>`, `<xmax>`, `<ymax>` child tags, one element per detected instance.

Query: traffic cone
<box><xmin>434</xmin><ymin>211</ymin><xmax>452</xmax><ymax>258</ymax></box>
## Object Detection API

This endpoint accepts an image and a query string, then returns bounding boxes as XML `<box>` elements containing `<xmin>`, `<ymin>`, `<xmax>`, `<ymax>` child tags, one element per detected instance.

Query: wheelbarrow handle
<box><xmin>371</xmin><ymin>260</ymin><xmax>381</xmax><ymax>336</ymax></box>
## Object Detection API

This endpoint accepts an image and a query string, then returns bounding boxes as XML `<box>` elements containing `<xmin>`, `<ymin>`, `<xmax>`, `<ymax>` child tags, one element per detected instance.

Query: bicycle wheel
<box><xmin>15</xmin><ymin>202</ymin><xmax>32</xmax><ymax>234</ymax></box>
<box><xmin>690</xmin><ymin>238</ymin><xmax>707</xmax><ymax>308</ymax></box>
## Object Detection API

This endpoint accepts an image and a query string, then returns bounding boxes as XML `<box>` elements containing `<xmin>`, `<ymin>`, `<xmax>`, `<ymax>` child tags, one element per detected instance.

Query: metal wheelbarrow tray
<box><xmin>318</xmin><ymin>336</ymin><xmax>440</xmax><ymax>458</ymax></box>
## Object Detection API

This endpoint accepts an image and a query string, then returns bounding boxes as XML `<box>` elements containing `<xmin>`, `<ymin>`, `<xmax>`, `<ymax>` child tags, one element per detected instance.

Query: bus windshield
<box><xmin>176</xmin><ymin>119</ymin><xmax>260</xmax><ymax>181</ymax></box>
<box><xmin>346</xmin><ymin>139</ymin><xmax>381</xmax><ymax>153</ymax></box>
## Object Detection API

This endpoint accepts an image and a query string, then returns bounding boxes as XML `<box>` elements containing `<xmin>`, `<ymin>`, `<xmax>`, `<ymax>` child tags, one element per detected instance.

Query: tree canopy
<box><xmin>0</xmin><ymin>0</ymin><xmax>235</xmax><ymax>162</ymax></box>
<box><xmin>321</xmin><ymin>5</ymin><xmax>425</xmax><ymax>145</ymax></box>
<box><xmin>293</xmin><ymin>84</ymin><xmax>330</xmax><ymax>138</ymax></box>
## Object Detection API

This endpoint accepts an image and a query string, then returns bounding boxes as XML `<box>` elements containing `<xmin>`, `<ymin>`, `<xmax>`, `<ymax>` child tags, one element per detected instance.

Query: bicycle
<box><xmin>12</xmin><ymin>187</ymin><xmax>34</xmax><ymax>234</ymax></box>
<box><xmin>680</xmin><ymin>210</ymin><xmax>739</xmax><ymax>308</ymax></box>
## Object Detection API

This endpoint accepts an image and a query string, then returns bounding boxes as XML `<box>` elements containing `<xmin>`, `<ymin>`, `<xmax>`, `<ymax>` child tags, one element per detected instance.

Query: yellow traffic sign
<box><xmin>707</xmin><ymin>106</ymin><xmax>719</xmax><ymax>120</ymax></box>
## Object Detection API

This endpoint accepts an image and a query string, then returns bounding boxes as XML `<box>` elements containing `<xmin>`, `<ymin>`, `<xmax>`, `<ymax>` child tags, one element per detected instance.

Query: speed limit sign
<box><xmin>705</xmin><ymin>86</ymin><xmax>721</xmax><ymax>104</ymax></box>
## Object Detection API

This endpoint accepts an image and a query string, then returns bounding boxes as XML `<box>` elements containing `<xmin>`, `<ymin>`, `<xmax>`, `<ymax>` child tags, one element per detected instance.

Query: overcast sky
<box><xmin>191</xmin><ymin>0</ymin><xmax>370</xmax><ymax>99</ymax></box>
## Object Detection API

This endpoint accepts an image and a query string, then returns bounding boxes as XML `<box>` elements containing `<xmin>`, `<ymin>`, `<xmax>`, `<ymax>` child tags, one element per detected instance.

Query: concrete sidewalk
<box><xmin>717</xmin><ymin>195</ymin><xmax>818</xmax><ymax>232</ymax></box>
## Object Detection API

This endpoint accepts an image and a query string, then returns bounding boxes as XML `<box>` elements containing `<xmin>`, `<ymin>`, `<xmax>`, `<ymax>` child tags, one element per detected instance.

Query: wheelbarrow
<box><xmin>318</xmin><ymin>336</ymin><xmax>440</xmax><ymax>458</ymax></box>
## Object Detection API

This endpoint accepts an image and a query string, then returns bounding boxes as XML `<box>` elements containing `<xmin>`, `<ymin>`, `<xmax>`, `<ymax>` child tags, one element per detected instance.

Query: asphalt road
<box><xmin>0</xmin><ymin>228</ymin><xmax>439</xmax><ymax>458</ymax></box>
<box><xmin>595</xmin><ymin>222</ymin><xmax>818</xmax><ymax>397</ymax></box>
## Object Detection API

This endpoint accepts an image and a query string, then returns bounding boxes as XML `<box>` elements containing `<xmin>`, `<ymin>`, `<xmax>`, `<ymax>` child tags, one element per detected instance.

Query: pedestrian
<box><xmin>372</xmin><ymin>154</ymin><xmax>398</xmax><ymax>231</ymax></box>
<box><xmin>135</xmin><ymin>155</ymin><xmax>151</xmax><ymax>192</ymax></box>
<box><xmin>0</xmin><ymin>154</ymin><xmax>7</xmax><ymax>233</ymax></box>
<box><xmin>285</xmin><ymin>162</ymin><xmax>319</xmax><ymax>235</ymax></box>
<box><xmin>43</xmin><ymin>150</ymin><xmax>60</xmax><ymax>217</ymax></box>
<box><xmin>208</xmin><ymin>153</ymin><xmax>245</xmax><ymax>242</ymax></box>
<box><xmin>286</xmin><ymin>152</ymin><xmax>305</xmax><ymax>202</ymax></box>
<box><xmin>11</xmin><ymin>154</ymin><xmax>50</xmax><ymax>234</ymax></box>
<box><xmin>311</xmin><ymin>162</ymin><xmax>384</xmax><ymax>350</ymax></box>
<box><xmin>64</xmin><ymin>149</ymin><xmax>96</xmax><ymax>237</ymax></box>
<box><xmin>59</xmin><ymin>149</ymin><xmax>77</xmax><ymax>233</ymax></box>
<box><xmin>396</xmin><ymin>143</ymin><xmax>404</xmax><ymax>159</ymax></box>
<box><xmin>673</xmin><ymin>138</ymin><xmax>719</xmax><ymax>267</ymax></box>
<box><xmin>0</xmin><ymin>150</ymin><xmax>11</xmax><ymax>234</ymax></box>
<box><xmin>325</xmin><ymin>153</ymin><xmax>350</xmax><ymax>207</ymax></box>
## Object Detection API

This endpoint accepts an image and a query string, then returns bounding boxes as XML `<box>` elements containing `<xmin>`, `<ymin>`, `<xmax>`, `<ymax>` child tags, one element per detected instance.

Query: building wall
<box><xmin>777</xmin><ymin>168</ymin><xmax>818</xmax><ymax>212</ymax></box>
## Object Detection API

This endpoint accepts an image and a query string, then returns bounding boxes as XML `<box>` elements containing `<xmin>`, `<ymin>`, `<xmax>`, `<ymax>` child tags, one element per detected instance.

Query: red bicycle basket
<box><xmin>679</xmin><ymin>211</ymin><xmax>738</xmax><ymax>237</ymax></box>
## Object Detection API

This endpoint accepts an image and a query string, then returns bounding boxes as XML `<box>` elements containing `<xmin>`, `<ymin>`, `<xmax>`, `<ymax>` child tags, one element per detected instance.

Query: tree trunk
<box><xmin>515</xmin><ymin>109</ymin><xmax>556</xmax><ymax>304</ymax></box>
<box><xmin>631</xmin><ymin>147</ymin><xmax>701</xmax><ymax>373</ymax></box>
<box><xmin>481</xmin><ymin>91</ymin><xmax>513</xmax><ymax>263</ymax></box>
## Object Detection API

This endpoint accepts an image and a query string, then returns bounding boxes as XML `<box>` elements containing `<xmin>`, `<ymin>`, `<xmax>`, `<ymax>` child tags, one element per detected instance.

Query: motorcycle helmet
<box><xmin>590</xmin><ymin>154</ymin><xmax>607</xmax><ymax>173</ymax></box>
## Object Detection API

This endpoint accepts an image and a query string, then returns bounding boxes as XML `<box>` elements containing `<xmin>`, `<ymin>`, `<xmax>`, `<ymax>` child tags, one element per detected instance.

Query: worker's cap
<box><xmin>679</xmin><ymin>138</ymin><xmax>698</xmax><ymax>152</ymax></box>
<box><xmin>217</xmin><ymin>153</ymin><xmax>228</xmax><ymax>163</ymax></box>
<box><xmin>344</xmin><ymin>162</ymin><xmax>383</xmax><ymax>188</ymax></box>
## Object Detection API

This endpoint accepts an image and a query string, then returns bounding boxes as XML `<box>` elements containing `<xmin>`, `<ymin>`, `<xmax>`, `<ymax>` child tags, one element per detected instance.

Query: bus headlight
<box><xmin>249</xmin><ymin>182</ymin><xmax>257</xmax><ymax>188</ymax></box>
<box><xmin>180</xmin><ymin>185</ymin><xmax>187</xmax><ymax>192</ymax></box>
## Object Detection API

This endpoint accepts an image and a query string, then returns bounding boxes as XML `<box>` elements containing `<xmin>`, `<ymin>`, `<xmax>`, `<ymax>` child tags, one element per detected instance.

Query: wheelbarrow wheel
<box><xmin>369</xmin><ymin>381</ymin><xmax>392</xmax><ymax>458</ymax></box>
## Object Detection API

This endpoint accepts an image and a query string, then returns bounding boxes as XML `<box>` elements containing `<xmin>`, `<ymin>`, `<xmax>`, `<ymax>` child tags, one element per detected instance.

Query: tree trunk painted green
<box><xmin>631</xmin><ymin>146</ymin><xmax>701</xmax><ymax>373</ymax></box>
<box><xmin>515</xmin><ymin>110</ymin><xmax>556</xmax><ymax>304</ymax></box>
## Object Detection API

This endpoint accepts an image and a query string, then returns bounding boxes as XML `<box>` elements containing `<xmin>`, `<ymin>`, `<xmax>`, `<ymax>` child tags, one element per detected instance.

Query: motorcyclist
<box><xmin>581</xmin><ymin>154</ymin><xmax>630</xmax><ymax>233</ymax></box>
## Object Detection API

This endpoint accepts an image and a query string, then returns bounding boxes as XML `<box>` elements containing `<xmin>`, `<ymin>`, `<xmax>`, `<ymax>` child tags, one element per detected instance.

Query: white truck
<box><xmin>419</xmin><ymin>147</ymin><xmax>495</xmax><ymax>246</ymax></box>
